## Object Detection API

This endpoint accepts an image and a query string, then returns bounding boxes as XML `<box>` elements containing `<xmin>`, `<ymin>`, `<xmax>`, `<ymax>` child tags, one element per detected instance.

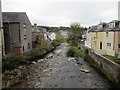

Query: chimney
<box><xmin>34</xmin><ymin>23</ymin><xmax>37</xmax><ymax>26</ymax></box>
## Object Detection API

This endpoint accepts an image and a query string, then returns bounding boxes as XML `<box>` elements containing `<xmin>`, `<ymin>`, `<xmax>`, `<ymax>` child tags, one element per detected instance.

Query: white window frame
<box><xmin>98</xmin><ymin>25</ymin><xmax>103</xmax><ymax>29</ymax></box>
<box><xmin>109</xmin><ymin>23</ymin><xmax>115</xmax><ymax>28</ymax></box>
<box><xmin>107</xmin><ymin>43</ymin><xmax>111</xmax><ymax>47</ymax></box>
<box><xmin>23</xmin><ymin>24</ymin><xmax>26</xmax><ymax>28</ymax></box>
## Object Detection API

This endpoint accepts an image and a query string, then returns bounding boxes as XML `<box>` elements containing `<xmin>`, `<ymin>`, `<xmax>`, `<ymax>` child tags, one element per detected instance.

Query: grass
<box><xmin>104</xmin><ymin>55</ymin><xmax>120</xmax><ymax>64</ymax></box>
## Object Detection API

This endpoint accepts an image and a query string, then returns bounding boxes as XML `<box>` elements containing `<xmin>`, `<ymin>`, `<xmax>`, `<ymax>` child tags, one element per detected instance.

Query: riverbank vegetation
<box><xmin>67</xmin><ymin>46</ymin><xmax>85</xmax><ymax>57</ymax></box>
<box><xmin>2</xmin><ymin>32</ymin><xmax>64</xmax><ymax>88</ymax></box>
<box><xmin>66</xmin><ymin>23</ymin><xmax>87</xmax><ymax>57</ymax></box>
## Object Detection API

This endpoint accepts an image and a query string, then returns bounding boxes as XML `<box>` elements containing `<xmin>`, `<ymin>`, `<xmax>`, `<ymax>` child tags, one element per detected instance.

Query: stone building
<box><xmin>2</xmin><ymin>12</ymin><xmax>32</xmax><ymax>55</ymax></box>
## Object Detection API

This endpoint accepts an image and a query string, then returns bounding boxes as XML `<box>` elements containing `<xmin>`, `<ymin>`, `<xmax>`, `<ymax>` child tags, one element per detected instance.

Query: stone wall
<box><xmin>81</xmin><ymin>44</ymin><xmax>120</xmax><ymax>87</ymax></box>
<box><xmin>89</xmin><ymin>50</ymin><xmax>120</xmax><ymax>86</ymax></box>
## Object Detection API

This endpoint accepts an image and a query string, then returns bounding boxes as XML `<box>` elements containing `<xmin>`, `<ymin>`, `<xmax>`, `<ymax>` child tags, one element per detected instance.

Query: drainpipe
<box><xmin>1</xmin><ymin>24</ymin><xmax>5</xmax><ymax>57</ymax></box>
<box><xmin>113</xmin><ymin>31</ymin><xmax>115</xmax><ymax>55</ymax></box>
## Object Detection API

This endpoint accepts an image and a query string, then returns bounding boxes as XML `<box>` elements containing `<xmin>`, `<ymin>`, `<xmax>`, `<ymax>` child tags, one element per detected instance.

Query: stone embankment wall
<box><xmin>81</xmin><ymin>44</ymin><xmax>120</xmax><ymax>87</ymax></box>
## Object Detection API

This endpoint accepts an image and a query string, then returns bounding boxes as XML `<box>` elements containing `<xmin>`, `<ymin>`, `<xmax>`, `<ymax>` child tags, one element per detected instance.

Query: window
<box><xmin>106</xmin><ymin>32</ymin><xmax>109</xmax><ymax>37</ymax></box>
<box><xmin>118</xmin><ymin>44</ymin><xmax>120</xmax><ymax>48</ymax></box>
<box><xmin>107</xmin><ymin>43</ymin><xmax>111</xmax><ymax>47</ymax></box>
<box><xmin>23</xmin><ymin>46</ymin><xmax>24</xmax><ymax>51</ymax></box>
<box><xmin>109</xmin><ymin>23</ymin><xmax>115</xmax><ymax>28</ymax></box>
<box><xmin>96</xmin><ymin>32</ymin><xmax>98</xmax><ymax>38</ymax></box>
<box><xmin>98</xmin><ymin>25</ymin><xmax>103</xmax><ymax>29</ymax></box>
<box><xmin>28</xmin><ymin>43</ymin><xmax>31</xmax><ymax>49</ymax></box>
<box><xmin>100</xmin><ymin>42</ymin><xmax>102</xmax><ymax>49</ymax></box>
<box><xmin>23</xmin><ymin>26</ymin><xmax>27</xmax><ymax>39</ymax></box>
<box><xmin>24</xmin><ymin>35</ymin><xmax>27</xmax><ymax>40</ymax></box>
<box><xmin>119</xmin><ymin>23</ymin><xmax>120</xmax><ymax>28</ymax></box>
<box><xmin>23</xmin><ymin>24</ymin><xmax>26</xmax><ymax>28</ymax></box>
<box><xmin>94</xmin><ymin>41</ymin><xmax>96</xmax><ymax>46</ymax></box>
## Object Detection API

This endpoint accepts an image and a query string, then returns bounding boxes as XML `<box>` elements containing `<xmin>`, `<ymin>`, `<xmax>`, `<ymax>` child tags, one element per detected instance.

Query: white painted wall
<box><xmin>44</xmin><ymin>33</ymin><xmax>48</xmax><ymax>40</ymax></box>
<box><xmin>47</xmin><ymin>32</ymin><xmax>56</xmax><ymax>41</ymax></box>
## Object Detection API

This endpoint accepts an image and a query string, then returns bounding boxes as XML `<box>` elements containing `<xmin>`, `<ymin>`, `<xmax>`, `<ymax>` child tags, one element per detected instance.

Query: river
<box><xmin>16</xmin><ymin>43</ymin><xmax>111</xmax><ymax>88</ymax></box>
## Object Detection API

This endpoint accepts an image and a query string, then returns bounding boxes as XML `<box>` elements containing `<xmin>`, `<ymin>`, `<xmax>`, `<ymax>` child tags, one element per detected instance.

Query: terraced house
<box><xmin>2</xmin><ymin>12</ymin><xmax>32</xmax><ymax>55</ymax></box>
<box><xmin>85</xmin><ymin>20</ymin><xmax>120</xmax><ymax>56</ymax></box>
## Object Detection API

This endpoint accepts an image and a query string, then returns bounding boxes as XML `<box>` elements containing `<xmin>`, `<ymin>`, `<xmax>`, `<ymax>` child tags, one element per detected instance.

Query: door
<box><xmin>3</xmin><ymin>23</ymin><xmax>11</xmax><ymax>54</ymax></box>
<box><xmin>100</xmin><ymin>42</ymin><xmax>102</xmax><ymax>49</ymax></box>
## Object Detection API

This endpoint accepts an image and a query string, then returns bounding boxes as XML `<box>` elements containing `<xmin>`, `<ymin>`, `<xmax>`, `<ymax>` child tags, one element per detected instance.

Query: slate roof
<box><xmin>88</xmin><ymin>25</ymin><xmax>98</xmax><ymax>32</ymax></box>
<box><xmin>2</xmin><ymin>12</ymin><xmax>30</xmax><ymax>23</ymax></box>
<box><xmin>88</xmin><ymin>20</ymin><xmax>120</xmax><ymax>32</ymax></box>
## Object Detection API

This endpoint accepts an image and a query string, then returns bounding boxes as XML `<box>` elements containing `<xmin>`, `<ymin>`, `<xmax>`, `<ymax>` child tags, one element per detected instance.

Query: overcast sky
<box><xmin>1</xmin><ymin>0</ymin><xmax>120</xmax><ymax>27</ymax></box>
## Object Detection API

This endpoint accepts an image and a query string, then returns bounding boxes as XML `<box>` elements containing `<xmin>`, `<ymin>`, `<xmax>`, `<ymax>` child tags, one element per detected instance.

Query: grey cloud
<box><xmin>2</xmin><ymin>0</ymin><xmax>118</xmax><ymax>27</ymax></box>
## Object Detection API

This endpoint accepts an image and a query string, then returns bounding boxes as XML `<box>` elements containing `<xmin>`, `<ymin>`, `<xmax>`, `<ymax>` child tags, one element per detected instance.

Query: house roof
<box><xmin>88</xmin><ymin>25</ymin><xmax>98</xmax><ymax>32</ymax></box>
<box><xmin>2</xmin><ymin>12</ymin><xmax>31</xmax><ymax>24</ymax></box>
<box><xmin>88</xmin><ymin>20</ymin><xmax>120</xmax><ymax>32</ymax></box>
<box><xmin>110</xmin><ymin>20</ymin><xmax>119</xmax><ymax>23</ymax></box>
<box><xmin>32</xmin><ymin>24</ymin><xmax>41</xmax><ymax>33</ymax></box>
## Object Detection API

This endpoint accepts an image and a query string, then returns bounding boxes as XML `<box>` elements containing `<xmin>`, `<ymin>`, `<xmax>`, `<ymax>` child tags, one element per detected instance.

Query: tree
<box><xmin>68</xmin><ymin>23</ymin><xmax>86</xmax><ymax>46</ymax></box>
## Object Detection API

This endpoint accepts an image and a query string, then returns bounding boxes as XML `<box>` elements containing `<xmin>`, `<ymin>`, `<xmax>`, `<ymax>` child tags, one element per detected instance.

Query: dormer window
<box><xmin>98</xmin><ymin>25</ymin><xmax>103</xmax><ymax>29</ymax></box>
<box><xmin>109</xmin><ymin>23</ymin><xmax>115</xmax><ymax>28</ymax></box>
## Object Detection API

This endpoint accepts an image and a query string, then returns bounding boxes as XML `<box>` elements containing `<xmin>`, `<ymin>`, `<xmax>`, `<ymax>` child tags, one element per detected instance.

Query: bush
<box><xmin>84</xmin><ymin>54</ymin><xmax>93</xmax><ymax>62</ymax></box>
<box><xmin>84</xmin><ymin>48</ymin><xmax>89</xmax><ymax>54</ymax></box>
<box><xmin>2</xmin><ymin>53</ymin><xmax>29</xmax><ymax>70</ymax></box>
<box><xmin>52</xmin><ymin>40</ymin><xmax>61</xmax><ymax>47</ymax></box>
<box><xmin>67</xmin><ymin>46</ymin><xmax>85</xmax><ymax>57</ymax></box>
<box><xmin>66</xmin><ymin>46</ymin><xmax>76</xmax><ymax>57</ymax></box>
<box><xmin>3</xmin><ymin>53</ymin><xmax>27</xmax><ymax>64</ymax></box>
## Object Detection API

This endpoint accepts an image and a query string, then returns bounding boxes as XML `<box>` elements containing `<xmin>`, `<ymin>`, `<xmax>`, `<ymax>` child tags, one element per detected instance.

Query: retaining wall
<box><xmin>89</xmin><ymin>50</ymin><xmax>120</xmax><ymax>86</ymax></box>
<box><xmin>81</xmin><ymin>44</ymin><xmax>120</xmax><ymax>87</ymax></box>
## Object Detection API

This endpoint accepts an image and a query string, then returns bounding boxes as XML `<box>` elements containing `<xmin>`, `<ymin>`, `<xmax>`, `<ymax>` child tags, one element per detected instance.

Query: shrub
<box><xmin>74</xmin><ymin>49</ymin><xmax>85</xmax><ymax>57</ymax></box>
<box><xmin>66</xmin><ymin>46</ymin><xmax>76</xmax><ymax>57</ymax></box>
<box><xmin>84</xmin><ymin>48</ymin><xmax>89</xmax><ymax>54</ymax></box>
<box><xmin>84</xmin><ymin>54</ymin><xmax>93</xmax><ymax>62</ymax></box>
<box><xmin>67</xmin><ymin>46</ymin><xmax>85</xmax><ymax>57</ymax></box>
<box><xmin>2</xmin><ymin>53</ymin><xmax>29</xmax><ymax>70</ymax></box>
<box><xmin>52</xmin><ymin>40</ymin><xmax>61</xmax><ymax>47</ymax></box>
<box><xmin>3</xmin><ymin>53</ymin><xmax>27</xmax><ymax>64</ymax></box>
